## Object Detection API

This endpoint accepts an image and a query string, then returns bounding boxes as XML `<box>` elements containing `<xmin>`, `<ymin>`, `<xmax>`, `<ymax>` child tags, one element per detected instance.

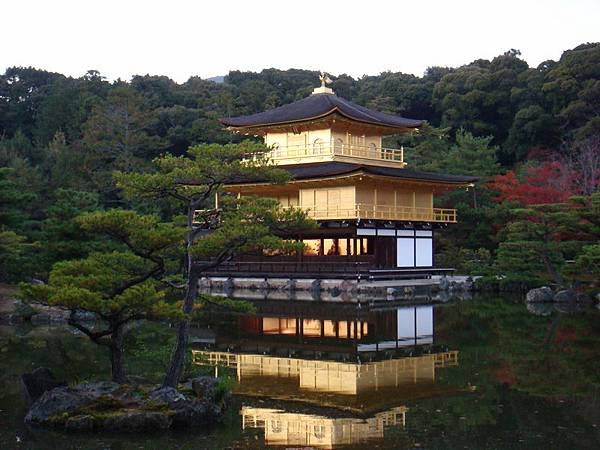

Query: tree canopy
<box><xmin>19</xmin><ymin>209</ymin><xmax>183</xmax><ymax>382</ymax></box>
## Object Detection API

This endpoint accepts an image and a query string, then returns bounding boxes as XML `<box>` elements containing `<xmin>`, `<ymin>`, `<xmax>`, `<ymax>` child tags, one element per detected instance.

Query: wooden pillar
<box><xmin>374</xmin><ymin>186</ymin><xmax>378</xmax><ymax>216</ymax></box>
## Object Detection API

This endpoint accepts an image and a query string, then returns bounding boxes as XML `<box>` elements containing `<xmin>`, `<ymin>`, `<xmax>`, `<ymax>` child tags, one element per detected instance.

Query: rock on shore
<box><xmin>526</xmin><ymin>286</ymin><xmax>554</xmax><ymax>303</ymax></box>
<box><xmin>24</xmin><ymin>374</ymin><xmax>228</xmax><ymax>432</ymax></box>
<box><xmin>21</xmin><ymin>367</ymin><xmax>67</xmax><ymax>404</ymax></box>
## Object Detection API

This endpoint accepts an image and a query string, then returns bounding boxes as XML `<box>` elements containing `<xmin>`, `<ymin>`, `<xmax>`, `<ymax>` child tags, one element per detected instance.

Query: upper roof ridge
<box><xmin>220</xmin><ymin>90</ymin><xmax>423</xmax><ymax>131</ymax></box>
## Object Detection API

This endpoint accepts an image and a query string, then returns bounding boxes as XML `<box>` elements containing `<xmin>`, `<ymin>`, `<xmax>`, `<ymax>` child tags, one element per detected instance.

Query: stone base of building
<box><xmin>198</xmin><ymin>275</ymin><xmax>476</xmax><ymax>303</ymax></box>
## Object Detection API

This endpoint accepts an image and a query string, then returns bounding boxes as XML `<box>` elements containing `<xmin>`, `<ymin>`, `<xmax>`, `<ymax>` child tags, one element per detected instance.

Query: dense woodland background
<box><xmin>1</xmin><ymin>43</ymin><xmax>599</xmax><ymax>286</ymax></box>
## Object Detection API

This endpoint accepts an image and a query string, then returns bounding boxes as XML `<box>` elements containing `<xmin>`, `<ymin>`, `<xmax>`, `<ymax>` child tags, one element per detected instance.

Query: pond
<box><xmin>1</xmin><ymin>295</ymin><xmax>600</xmax><ymax>449</ymax></box>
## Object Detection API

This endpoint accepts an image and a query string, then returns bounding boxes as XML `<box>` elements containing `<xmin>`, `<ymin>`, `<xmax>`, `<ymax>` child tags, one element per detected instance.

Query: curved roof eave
<box><xmin>221</xmin><ymin>108</ymin><xmax>422</xmax><ymax>132</ymax></box>
<box><xmin>220</xmin><ymin>93</ymin><xmax>423</xmax><ymax>130</ymax></box>
<box><xmin>225</xmin><ymin>162</ymin><xmax>479</xmax><ymax>186</ymax></box>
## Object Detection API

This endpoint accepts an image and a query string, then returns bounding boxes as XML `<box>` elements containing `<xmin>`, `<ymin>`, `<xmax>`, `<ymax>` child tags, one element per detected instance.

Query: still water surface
<box><xmin>1</xmin><ymin>295</ymin><xmax>600</xmax><ymax>449</ymax></box>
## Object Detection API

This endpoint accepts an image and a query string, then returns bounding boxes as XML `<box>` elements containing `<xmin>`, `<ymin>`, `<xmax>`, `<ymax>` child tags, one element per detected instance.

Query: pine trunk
<box><xmin>110</xmin><ymin>324</ymin><xmax>127</xmax><ymax>384</ymax></box>
<box><xmin>162</xmin><ymin>272</ymin><xmax>198</xmax><ymax>388</ymax></box>
<box><xmin>163</xmin><ymin>201</ymin><xmax>200</xmax><ymax>388</ymax></box>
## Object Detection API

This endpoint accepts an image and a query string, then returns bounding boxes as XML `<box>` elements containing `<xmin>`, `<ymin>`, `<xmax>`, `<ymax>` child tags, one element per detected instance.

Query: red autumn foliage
<box><xmin>488</xmin><ymin>161</ymin><xmax>577</xmax><ymax>205</ymax></box>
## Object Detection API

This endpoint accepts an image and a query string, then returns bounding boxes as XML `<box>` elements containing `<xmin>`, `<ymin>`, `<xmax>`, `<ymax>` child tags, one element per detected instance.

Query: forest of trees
<box><xmin>1</xmin><ymin>43</ymin><xmax>599</xmax><ymax>288</ymax></box>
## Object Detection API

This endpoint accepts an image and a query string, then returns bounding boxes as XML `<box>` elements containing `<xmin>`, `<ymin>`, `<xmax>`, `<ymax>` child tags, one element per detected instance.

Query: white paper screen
<box><xmin>415</xmin><ymin>238</ymin><xmax>433</xmax><ymax>267</ymax></box>
<box><xmin>397</xmin><ymin>238</ymin><xmax>415</xmax><ymax>267</ymax></box>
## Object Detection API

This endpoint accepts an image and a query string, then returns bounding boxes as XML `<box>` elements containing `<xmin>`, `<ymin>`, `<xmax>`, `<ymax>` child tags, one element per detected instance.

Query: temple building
<box><xmin>211</xmin><ymin>75</ymin><xmax>477</xmax><ymax>279</ymax></box>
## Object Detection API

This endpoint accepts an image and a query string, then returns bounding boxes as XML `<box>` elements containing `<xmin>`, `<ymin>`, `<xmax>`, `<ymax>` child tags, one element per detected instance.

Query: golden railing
<box><xmin>287</xmin><ymin>204</ymin><xmax>457</xmax><ymax>223</ymax></box>
<box><xmin>269</xmin><ymin>141</ymin><xmax>404</xmax><ymax>165</ymax></box>
<box><xmin>193</xmin><ymin>204</ymin><xmax>457</xmax><ymax>225</ymax></box>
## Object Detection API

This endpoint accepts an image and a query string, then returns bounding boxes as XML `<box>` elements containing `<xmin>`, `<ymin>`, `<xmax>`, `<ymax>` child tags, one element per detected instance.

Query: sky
<box><xmin>2</xmin><ymin>0</ymin><xmax>599</xmax><ymax>83</ymax></box>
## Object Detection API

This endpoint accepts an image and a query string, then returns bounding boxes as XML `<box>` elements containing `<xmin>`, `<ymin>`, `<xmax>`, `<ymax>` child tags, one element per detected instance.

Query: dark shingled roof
<box><xmin>220</xmin><ymin>93</ymin><xmax>423</xmax><ymax>130</ymax></box>
<box><xmin>231</xmin><ymin>162</ymin><xmax>478</xmax><ymax>185</ymax></box>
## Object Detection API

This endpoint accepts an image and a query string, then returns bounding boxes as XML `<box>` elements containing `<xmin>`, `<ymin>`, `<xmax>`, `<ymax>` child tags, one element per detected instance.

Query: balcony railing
<box><xmin>269</xmin><ymin>140</ymin><xmax>404</xmax><ymax>165</ymax></box>
<box><xmin>194</xmin><ymin>204</ymin><xmax>457</xmax><ymax>225</ymax></box>
<box><xmin>287</xmin><ymin>204</ymin><xmax>457</xmax><ymax>223</ymax></box>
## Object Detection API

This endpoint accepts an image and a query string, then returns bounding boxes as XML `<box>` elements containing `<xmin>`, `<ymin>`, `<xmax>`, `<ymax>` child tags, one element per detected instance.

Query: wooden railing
<box><xmin>268</xmin><ymin>141</ymin><xmax>404</xmax><ymax>165</ymax></box>
<box><xmin>196</xmin><ymin>258</ymin><xmax>373</xmax><ymax>276</ymax></box>
<box><xmin>286</xmin><ymin>204</ymin><xmax>457</xmax><ymax>223</ymax></box>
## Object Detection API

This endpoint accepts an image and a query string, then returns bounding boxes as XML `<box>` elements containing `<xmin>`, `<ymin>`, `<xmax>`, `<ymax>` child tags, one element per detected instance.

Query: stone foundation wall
<box><xmin>198</xmin><ymin>275</ymin><xmax>476</xmax><ymax>303</ymax></box>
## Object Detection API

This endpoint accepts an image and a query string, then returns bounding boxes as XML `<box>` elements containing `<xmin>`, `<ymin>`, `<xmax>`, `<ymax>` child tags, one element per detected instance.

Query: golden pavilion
<box><xmin>214</xmin><ymin>75</ymin><xmax>476</xmax><ymax>278</ymax></box>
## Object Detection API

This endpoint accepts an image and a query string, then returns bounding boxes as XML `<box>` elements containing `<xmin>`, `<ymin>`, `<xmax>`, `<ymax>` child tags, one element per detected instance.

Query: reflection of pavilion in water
<box><xmin>198</xmin><ymin>301</ymin><xmax>439</xmax><ymax>356</ymax></box>
<box><xmin>240</xmin><ymin>406</ymin><xmax>407</xmax><ymax>449</ymax></box>
<box><xmin>194</xmin><ymin>350</ymin><xmax>457</xmax><ymax>400</ymax></box>
<box><xmin>254</xmin><ymin>303</ymin><xmax>435</xmax><ymax>352</ymax></box>
<box><xmin>194</xmin><ymin>301</ymin><xmax>459</xmax><ymax>447</ymax></box>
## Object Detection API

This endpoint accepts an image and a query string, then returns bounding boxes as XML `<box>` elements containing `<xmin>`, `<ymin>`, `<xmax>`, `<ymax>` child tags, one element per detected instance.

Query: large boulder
<box><xmin>526</xmin><ymin>286</ymin><xmax>553</xmax><ymax>303</ymax></box>
<box><xmin>65</xmin><ymin>410</ymin><xmax>173</xmax><ymax>431</ymax></box>
<box><xmin>76</xmin><ymin>381</ymin><xmax>121</xmax><ymax>398</ymax></box>
<box><xmin>25</xmin><ymin>386</ymin><xmax>91</xmax><ymax>424</ymax></box>
<box><xmin>101</xmin><ymin>411</ymin><xmax>172</xmax><ymax>431</ymax></box>
<box><xmin>148</xmin><ymin>387</ymin><xmax>186</xmax><ymax>405</ymax></box>
<box><xmin>191</xmin><ymin>376</ymin><xmax>220</xmax><ymax>400</ymax></box>
<box><xmin>149</xmin><ymin>384</ymin><xmax>221</xmax><ymax>427</ymax></box>
<box><xmin>21</xmin><ymin>367</ymin><xmax>66</xmax><ymax>404</ymax></box>
<box><xmin>553</xmin><ymin>289</ymin><xmax>575</xmax><ymax>303</ymax></box>
<box><xmin>64</xmin><ymin>414</ymin><xmax>96</xmax><ymax>431</ymax></box>
<box><xmin>24</xmin><ymin>381</ymin><xmax>119</xmax><ymax>425</ymax></box>
<box><xmin>26</xmin><ymin>381</ymin><xmax>226</xmax><ymax>431</ymax></box>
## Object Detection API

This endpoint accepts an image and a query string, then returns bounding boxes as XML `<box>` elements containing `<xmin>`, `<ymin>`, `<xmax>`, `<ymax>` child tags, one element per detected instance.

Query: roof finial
<box><xmin>313</xmin><ymin>71</ymin><xmax>334</xmax><ymax>95</ymax></box>
<box><xmin>319</xmin><ymin>71</ymin><xmax>332</xmax><ymax>88</ymax></box>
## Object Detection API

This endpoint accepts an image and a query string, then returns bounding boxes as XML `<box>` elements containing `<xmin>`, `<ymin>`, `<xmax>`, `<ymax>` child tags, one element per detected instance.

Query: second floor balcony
<box><xmin>294</xmin><ymin>203</ymin><xmax>457</xmax><ymax>223</ymax></box>
<box><xmin>193</xmin><ymin>204</ymin><xmax>457</xmax><ymax>226</ymax></box>
<box><xmin>268</xmin><ymin>140</ymin><xmax>405</xmax><ymax>167</ymax></box>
